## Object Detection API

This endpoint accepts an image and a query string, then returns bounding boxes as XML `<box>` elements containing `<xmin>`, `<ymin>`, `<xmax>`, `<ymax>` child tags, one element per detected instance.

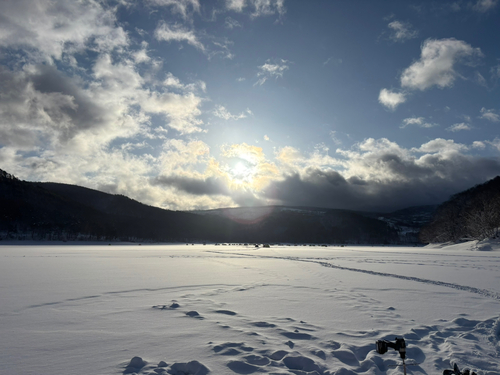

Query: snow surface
<box><xmin>1</xmin><ymin>243</ymin><xmax>499</xmax><ymax>375</ymax></box>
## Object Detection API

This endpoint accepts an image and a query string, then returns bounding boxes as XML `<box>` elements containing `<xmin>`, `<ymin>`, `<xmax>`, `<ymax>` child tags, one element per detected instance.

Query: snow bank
<box><xmin>425</xmin><ymin>238</ymin><xmax>500</xmax><ymax>251</ymax></box>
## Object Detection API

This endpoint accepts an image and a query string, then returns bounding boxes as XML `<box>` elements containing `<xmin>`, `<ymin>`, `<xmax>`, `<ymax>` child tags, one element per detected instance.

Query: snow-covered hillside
<box><xmin>0</xmin><ymin>243</ymin><xmax>499</xmax><ymax>375</ymax></box>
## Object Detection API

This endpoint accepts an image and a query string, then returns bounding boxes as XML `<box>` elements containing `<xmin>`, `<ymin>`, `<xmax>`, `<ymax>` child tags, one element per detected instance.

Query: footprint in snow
<box><xmin>215</xmin><ymin>309</ymin><xmax>237</xmax><ymax>316</ymax></box>
<box><xmin>186</xmin><ymin>311</ymin><xmax>203</xmax><ymax>319</ymax></box>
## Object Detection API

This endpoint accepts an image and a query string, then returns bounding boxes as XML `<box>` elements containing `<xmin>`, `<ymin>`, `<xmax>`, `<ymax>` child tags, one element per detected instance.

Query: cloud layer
<box><xmin>1</xmin><ymin>0</ymin><xmax>499</xmax><ymax>214</ymax></box>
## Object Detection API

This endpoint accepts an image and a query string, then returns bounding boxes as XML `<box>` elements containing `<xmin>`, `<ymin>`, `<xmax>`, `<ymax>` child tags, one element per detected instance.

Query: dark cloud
<box><xmin>152</xmin><ymin>175</ymin><xmax>231</xmax><ymax>196</ymax></box>
<box><xmin>262</xmin><ymin>155</ymin><xmax>500</xmax><ymax>212</ymax></box>
<box><xmin>0</xmin><ymin>65</ymin><xmax>108</xmax><ymax>146</ymax></box>
<box><xmin>152</xmin><ymin>174</ymin><xmax>266</xmax><ymax>207</ymax></box>
<box><xmin>30</xmin><ymin>65</ymin><xmax>108</xmax><ymax>132</ymax></box>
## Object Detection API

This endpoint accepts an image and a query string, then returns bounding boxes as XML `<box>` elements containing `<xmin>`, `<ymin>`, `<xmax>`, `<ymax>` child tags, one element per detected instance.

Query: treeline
<box><xmin>0</xmin><ymin>168</ymin><xmax>425</xmax><ymax>244</ymax></box>
<box><xmin>420</xmin><ymin>176</ymin><xmax>500</xmax><ymax>243</ymax></box>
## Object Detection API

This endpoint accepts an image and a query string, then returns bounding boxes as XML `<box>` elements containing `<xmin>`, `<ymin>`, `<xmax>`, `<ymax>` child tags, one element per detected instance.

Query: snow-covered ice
<box><xmin>0</xmin><ymin>243</ymin><xmax>499</xmax><ymax>374</ymax></box>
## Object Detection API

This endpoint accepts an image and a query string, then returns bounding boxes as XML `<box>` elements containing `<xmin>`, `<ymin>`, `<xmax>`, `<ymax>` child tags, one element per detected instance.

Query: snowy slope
<box><xmin>0</xmin><ymin>243</ymin><xmax>499</xmax><ymax>375</ymax></box>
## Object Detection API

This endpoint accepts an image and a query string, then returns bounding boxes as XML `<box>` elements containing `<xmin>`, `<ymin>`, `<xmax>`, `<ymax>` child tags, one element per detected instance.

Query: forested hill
<box><xmin>0</xmin><ymin>168</ymin><xmax>215</xmax><ymax>242</ymax></box>
<box><xmin>420</xmin><ymin>176</ymin><xmax>500</xmax><ymax>243</ymax></box>
<box><xmin>1</xmin><ymin>168</ymin><xmax>432</xmax><ymax>244</ymax></box>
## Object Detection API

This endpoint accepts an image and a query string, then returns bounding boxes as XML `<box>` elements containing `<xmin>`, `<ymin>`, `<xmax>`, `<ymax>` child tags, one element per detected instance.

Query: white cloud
<box><xmin>213</xmin><ymin>105</ymin><xmax>251</xmax><ymax>120</ymax></box>
<box><xmin>473</xmin><ymin>71</ymin><xmax>488</xmax><ymax>87</ymax></box>
<box><xmin>387</xmin><ymin>21</ymin><xmax>418</xmax><ymax>42</ymax></box>
<box><xmin>378</xmin><ymin>89</ymin><xmax>406</xmax><ymax>110</ymax></box>
<box><xmin>264</xmin><ymin>137</ymin><xmax>500</xmax><ymax>212</ymax></box>
<box><xmin>141</xmin><ymin>91</ymin><xmax>205</xmax><ymax>134</ymax></box>
<box><xmin>0</xmin><ymin>53</ymin><xmax>207</xmax><ymax>156</ymax></box>
<box><xmin>250</xmin><ymin>0</ymin><xmax>286</xmax><ymax>17</ymax></box>
<box><xmin>225</xmin><ymin>17</ymin><xmax>242</xmax><ymax>28</ymax></box>
<box><xmin>226</xmin><ymin>0</ymin><xmax>286</xmax><ymax>18</ymax></box>
<box><xmin>163</xmin><ymin>72</ymin><xmax>206</xmax><ymax>93</ymax></box>
<box><xmin>154</xmin><ymin>23</ymin><xmax>234</xmax><ymax>60</ymax></box>
<box><xmin>491</xmin><ymin>64</ymin><xmax>500</xmax><ymax>80</ymax></box>
<box><xmin>0</xmin><ymin>0</ymin><xmax>128</xmax><ymax>62</ymax></box>
<box><xmin>323</xmin><ymin>57</ymin><xmax>342</xmax><ymax>66</ymax></box>
<box><xmin>154</xmin><ymin>22</ymin><xmax>205</xmax><ymax>51</ymax></box>
<box><xmin>276</xmin><ymin>145</ymin><xmax>343</xmax><ymax>175</ymax></box>
<box><xmin>472</xmin><ymin>141</ymin><xmax>486</xmax><ymax>149</ymax></box>
<box><xmin>472</xmin><ymin>0</ymin><xmax>498</xmax><ymax>12</ymax></box>
<box><xmin>401</xmin><ymin>38</ymin><xmax>482</xmax><ymax>91</ymax></box>
<box><xmin>148</xmin><ymin>0</ymin><xmax>200</xmax><ymax>19</ymax></box>
<box><xmin>415</xmin><ymin>138</ymin><xmax>469</xmax><ymax>154</ymax></box>
<box><xmin>446</xmin><ymin>123</ymin><xmax>472</xmax><ymax>132</ymax></box>
<box><xmin>264</xmin><ymin>135</ymin><xmax>270</xmax><ymax>141</ymax></box>
<box><xmin>255</xmin><ymin>59</ymin><xmax>290</xmax><ymax>86</ymax></box>
<box><xmin>210</xmin><ymin>40</ymin><xmax>235</xmax><ymax>60</ymax></box>
<box><xmin>226</xmin><ymin>0</ymin><xmax>246</xmax><ymax>12</ymax></box>
<box><xmin>133</xmin><ymin>42</ymin><xmax>151</xmax><ymax>63</ymax></box>
<box><xmin>400</xmin><ymin>117</ymin><xmax>437</xmax><ymax>129</ymax></box>
<box><xmin>479</xmin><ymin>107</ymin><xmax>500</xmax><ymax>122</ymax></box>
<box><xmin>330</xmin><ymin>130</ymin><xmax>342</xmax><ymax>146</ymax></box>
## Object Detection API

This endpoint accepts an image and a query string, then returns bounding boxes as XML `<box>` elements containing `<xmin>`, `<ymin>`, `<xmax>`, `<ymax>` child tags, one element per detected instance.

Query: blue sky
<box><xmin>1</xmin><ymin>0</ymin><xmax>500</xmax><ymax>212</ymax></box>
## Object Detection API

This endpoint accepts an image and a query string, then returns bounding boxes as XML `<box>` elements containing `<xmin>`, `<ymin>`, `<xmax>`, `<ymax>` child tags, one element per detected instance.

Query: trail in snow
<box><xmin>207</xmin><ymin>251</ymin><xmax>500</xmax><ymax>301</ymax></box>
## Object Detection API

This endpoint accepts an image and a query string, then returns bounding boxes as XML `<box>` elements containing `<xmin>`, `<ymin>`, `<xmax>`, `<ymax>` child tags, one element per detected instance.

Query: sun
<box><xmin>228</xmin><ymin>161</ymin><xmax>255</xmax><ymax>185</ymax></box>
<box><xmin>219</xmin><ymin>144</ymin><xmax>279</xmax><ymax>191</ymax></box>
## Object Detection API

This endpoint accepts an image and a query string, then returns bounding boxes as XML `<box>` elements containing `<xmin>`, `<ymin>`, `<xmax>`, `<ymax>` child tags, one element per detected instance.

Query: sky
<box><xmin>1</xmin><ymin>0</ymin><xmax>500</xmax><ymax>213</ymax></box>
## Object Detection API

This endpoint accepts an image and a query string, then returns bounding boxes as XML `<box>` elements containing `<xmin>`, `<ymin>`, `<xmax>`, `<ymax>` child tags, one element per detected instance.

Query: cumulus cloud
<box><xmin>378</xmin><ymin>89</ymin><xmax>406</xmax><ymax>110</ymax></box>
<box><xmin>401</xmin><ymin>38</ymin><xmax>482</xmax><ymax>91</ymax></box>
<box><xmin>387</xmin><ymin>21</ymin><xmax>418</xmax><ymax>42</ymax></box>
<box><xmin>379</xmin><ymin>38</ymin><xmax>483</xmax><ymax>109</ymax></box>
<box><xmin>400</xmin><ymin>117</ymin><xmax>437</xmax><ymax>129</ymax></box>
<box><xmin>263</xmin><ymin>138</ymin><xmax>500</xmax><ymax>212</ymax></box>
<box><xmin>133</xmin><ymin>42</ymin><xmax>151</xmax><ymax>63</ymax></box>
<box><xmin>0</xmin><ymin>64</ymin><xmax>117</xmax><ymax>149</ymax></box>
<box><xmin>150</xmin><ymin>141</ymin><xmax>280</xmax><ymax>208</ymax></box>
<box><xmin>92</xmin><ymin>54</ymin><xmax>205</xmax><ymax>135</ymax></box>
<box><xmin>473</xmin><ymin>141</ymin><xmax>486</xmax><ymax>149</ymax></box>
<box><xmin>0</xmin><ymin>0</ymin><xmax>127</xmax><ymax>62</ymax></box>
<box><xmin>0</xmin><ymin>1</ymin><xmax>211</xmax><ymax>211</ymax></box>
<box><xmin>2</xmin><ymin>0</ymin><xmax>500</xmax><ymax>215</ymax></box>
<box><xmin>479</xmin><ymin>107</ymin><xmax>500</xmax><ymax>122</ymax></box>
<box><xmin>446</xmin><ymin>123</ymin><xmax>472</xmax><ymax>132</ymax></box>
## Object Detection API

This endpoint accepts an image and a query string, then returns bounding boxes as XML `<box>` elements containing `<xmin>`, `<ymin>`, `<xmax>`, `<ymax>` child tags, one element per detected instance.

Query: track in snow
<box><xmin>207</xmin><ymin>251</ymin><xmax>500</xmax><ymax>301</ymax></box>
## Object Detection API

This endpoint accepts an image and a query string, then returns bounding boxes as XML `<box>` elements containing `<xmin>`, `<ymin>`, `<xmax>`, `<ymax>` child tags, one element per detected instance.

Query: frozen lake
<box><xmin>1</xmin><ymin>243</ymin><xmax>499</xmax><ymax>375</ymax></box>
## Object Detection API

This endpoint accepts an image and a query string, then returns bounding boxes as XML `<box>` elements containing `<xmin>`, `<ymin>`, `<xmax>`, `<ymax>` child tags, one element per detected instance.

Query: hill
<box><xmin>420</xmin><ymin>176</ymin><xmax>500</xmax><ymax>243</ymax></box>
<box><xmin>1</xmin><ymin>168</ymin><xmax>434</xmax><ymax>244</ymax></box>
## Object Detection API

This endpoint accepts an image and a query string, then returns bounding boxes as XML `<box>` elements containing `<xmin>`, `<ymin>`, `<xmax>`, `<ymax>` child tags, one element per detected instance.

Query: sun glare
<box><xmin>219</xmin><ymin>144</ymin><xmax>279</xmax><ymax>191</ymax></box>
<box><xmin>228</xmin><ymin>161</ymin><xmax>254</xmax><ymax>184</ymax></box>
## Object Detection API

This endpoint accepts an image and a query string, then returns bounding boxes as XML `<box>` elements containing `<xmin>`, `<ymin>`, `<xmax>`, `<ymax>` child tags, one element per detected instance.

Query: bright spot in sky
<box><xmin>228</xmin><ymin>161</ymin><xmax>255</xmax><ymax>185</ymax></box>
<box><xmin>232</xmin><ymin>162</ymin><xmax>250</xmax><ymax>178</ymax></box>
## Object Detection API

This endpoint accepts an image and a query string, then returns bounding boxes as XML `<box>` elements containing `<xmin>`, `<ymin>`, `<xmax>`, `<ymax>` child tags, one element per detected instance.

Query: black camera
<box><xmin>443</xmin><ymin>363</ymin><xmax>477</xmax><ymax>375</ymax></box>
<box><xmin>376</xmin><ymin>337</ymin><xmax>406</xmax><ymax>359</ymax></box>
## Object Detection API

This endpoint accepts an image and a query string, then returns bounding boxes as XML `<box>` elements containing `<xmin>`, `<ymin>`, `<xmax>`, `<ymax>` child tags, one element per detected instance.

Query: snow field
<box><xmin>0</xmin><ymin>244</ymin><xmax>499</xmax><ymax>374</ymax></box>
